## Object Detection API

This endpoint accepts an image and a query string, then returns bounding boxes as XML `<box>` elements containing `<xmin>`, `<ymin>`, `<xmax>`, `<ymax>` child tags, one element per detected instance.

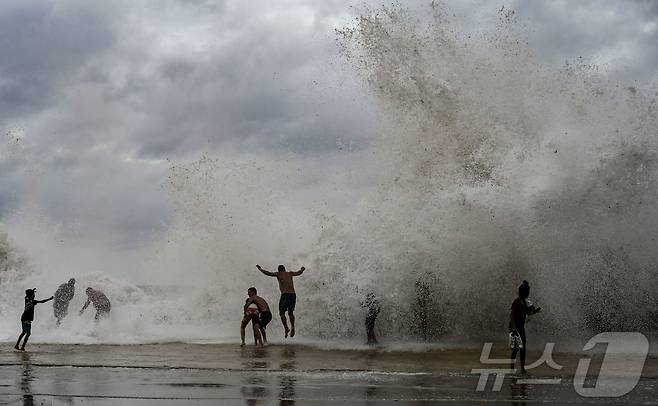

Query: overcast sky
<box><xmin>0</xmin><ymin>0</ymin><xmax>656</xmax><ymax>263</ymax></box>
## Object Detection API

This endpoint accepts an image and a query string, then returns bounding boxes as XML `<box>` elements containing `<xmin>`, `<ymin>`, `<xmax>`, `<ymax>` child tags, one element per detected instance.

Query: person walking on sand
<box><xmin>80</xmin><ymin>287</ymin><xmax>111</xmax><ymax>321</ymax></box>
<box><xmin>257</xmin><ymin>264</ymin><xmax>305</xmax><ymax>338</ymax></box>
<box><xmin>243</xmin><ymin>287</ymin><xmax>272</xmax><ymax>345</ymax></box>
<box><xmin>15</xmin><ymin>288</ymin><xmax>54</xmax><ymax>351</ymax></box>
<box><xmin>509</xmin><ymin>280</ymin><xmax>541</xmax><ymax>374</ymax></box>
<box><xmin>53</xmin><ymin>278</ymin><xmax>76</xmax><ymax>326</ymax></box>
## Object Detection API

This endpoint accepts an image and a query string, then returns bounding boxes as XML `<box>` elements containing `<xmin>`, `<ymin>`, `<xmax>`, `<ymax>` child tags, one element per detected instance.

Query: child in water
<box><xmin>15</xmin><ymin>288</ymin><xmax>54</xmax><ymax>351</ymax></box>
<box><xmin>241</xmin><ymin>297</ymin><xmax>264</xmax><ymax>347</ymax></box>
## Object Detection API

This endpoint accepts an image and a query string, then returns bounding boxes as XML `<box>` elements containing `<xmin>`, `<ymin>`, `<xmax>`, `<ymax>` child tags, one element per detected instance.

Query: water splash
<box><xmin>1</xmin><ymin>3</ymin><xmax>657</xmax><ymax>346</ymax></box>
<box><xmin>317</xmin><ymin>3</ymin><xmax>658</xmax><ymax>340</ymax></box>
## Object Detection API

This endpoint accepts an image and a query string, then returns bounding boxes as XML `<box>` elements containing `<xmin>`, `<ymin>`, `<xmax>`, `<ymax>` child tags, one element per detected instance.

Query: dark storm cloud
<box><xmin>0</xmin><ymin>1</ymin><xmax>116</xmax><ymax>119</ymax></box>
<box><xmin>107</xmin><ymin>2</ymin><xmax>371</xmax><ymax>158</ymax></box>
<box><xmin>0</xmin><ymin>0</ymin><xmax>374</xmax><ymax>248</ymax></box>
<box><xmin>0</xmin><ymin>0</ymin><xmax>657</xmax><ymax>252</ymax></box>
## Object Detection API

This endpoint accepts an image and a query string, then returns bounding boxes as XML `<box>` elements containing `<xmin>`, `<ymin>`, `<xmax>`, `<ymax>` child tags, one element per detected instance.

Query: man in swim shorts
<box><xmin>257</xmin><ymin>264</ymin><xmax>305</xmax><ymax>338</ymax></box>
<box><xmin>244</xmin><ymin>287</ymin><xmax>272</xmax><ymax>344</ymax></box>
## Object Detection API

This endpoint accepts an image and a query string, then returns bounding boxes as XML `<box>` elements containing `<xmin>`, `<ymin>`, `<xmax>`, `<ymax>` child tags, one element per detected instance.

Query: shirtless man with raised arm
<box><xmin>256</xmin><ymin>264</ymin><xmax>305</xmax><ymax>338</ymax></box>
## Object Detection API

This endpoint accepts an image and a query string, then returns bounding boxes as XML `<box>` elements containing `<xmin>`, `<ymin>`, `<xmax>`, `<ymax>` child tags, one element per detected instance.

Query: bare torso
<box><xmin>250</xmin><ymin>295</ymin><xmax>270</xmax><ymax>312</ymax></box>
<box><xmin>276</xmin><ymin>272</ymin><xmax>295</xmax><ymax>294</ymax></box>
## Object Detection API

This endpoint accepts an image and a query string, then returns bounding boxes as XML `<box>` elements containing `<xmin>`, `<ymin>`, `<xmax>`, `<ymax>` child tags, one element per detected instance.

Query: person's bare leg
<box><xmin>280</xmin><ymin>311</ymin><xmax>290</xmax><ymax>338</ymax></box>
<box><xmin>289</xmin><ymin>312</ymin><xmax>295</xmax><ymax>337</ymax></box>
<box><xmin>20</xmin><ymin>333</ymin><xmax>30</xmax><ymax>350</ymax></box>
<box><xmin>240</xmin><ymin>320</ymin><xmax>247</xmax><ymax>346</ymax></box>
<box><xmin>260</xmin><ymin>327</ymin><xmax>268</xmax><ymax>344</ymax></box>
<box><xmin>15</xmin><ymin>333</ymin><xmax>24</xmax><ymax>350</ymax></box>
<box><xmin>252</xmin><ymin>323</ymin><xmax>263</xmax><ymax>346</ymax></box>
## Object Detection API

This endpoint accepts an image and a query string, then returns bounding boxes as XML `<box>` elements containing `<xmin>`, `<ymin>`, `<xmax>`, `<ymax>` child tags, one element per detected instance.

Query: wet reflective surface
<box><xmin>0</xmin><ymin>344</ymin><xmax>655</xmax><ymax>404</ymax></box>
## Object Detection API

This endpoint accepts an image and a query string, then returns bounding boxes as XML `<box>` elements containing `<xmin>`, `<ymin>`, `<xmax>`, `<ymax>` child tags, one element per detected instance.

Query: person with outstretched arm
<box><xmin>256</xmin><ymin>264</ymin><xmax>305</xmax><ymax>338</ymax></box>
<box><xmin>15</xmin><ymin>288</ymin><xmax>54</xmax><ymax>351</ymax></box>
<box><xmin>80</xmin><ymin>287</ymin><xmax>111</xmax><ymax>321</ymax></box>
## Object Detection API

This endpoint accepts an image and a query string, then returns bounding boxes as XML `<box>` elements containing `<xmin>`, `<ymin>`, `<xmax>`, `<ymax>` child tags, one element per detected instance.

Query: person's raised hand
<box><xmin>300</xmin><ymin>266</ymin><xmax>305</xmax><ymax>271</ymax></box>
<box><xmin>256</xmin><ymin>265</ymin><xmax>262</xmax><ymax>270</ymax></box>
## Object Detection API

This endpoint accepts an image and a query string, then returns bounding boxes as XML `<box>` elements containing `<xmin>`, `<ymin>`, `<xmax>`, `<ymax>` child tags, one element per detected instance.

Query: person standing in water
<box><xmin>256</xmin><ymin>264</ymin><xmax>305</xmax><ymax>338</ymax></box>
<box><xmin>509</xmin><ymin>280</ymin><xmax>541</xmax><ymax>374</ymax></box>
<box><xmin>80</xmin><ymin>287</ymin><xmax>111</xmax><ymax>321</ymax></box>
<box><xmin>361</xmin><ymin>290</ymin><xmax>380</xmax><ymax>345</ymax></box>
<box><xmin>15</xmin><ymin>288</ymin><xmax>53</xmax><ymax>351</ymax></box>
<box><xmin>243</xmin><ymin>287</ymin><xmax>272</xmax><ymax>345</ymax></box>
<box><xmin>241</xmin><ymin>297</ymin><xmax>264</xmax><ymax>347</ymax></box>
<box><xmin>53</xmin><ymin>278</ymin><xmax>76</xmax><ymax>326</ymax></box>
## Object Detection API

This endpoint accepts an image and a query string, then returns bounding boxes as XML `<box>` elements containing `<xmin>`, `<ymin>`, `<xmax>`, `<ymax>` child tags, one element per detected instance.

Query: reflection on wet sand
<box><xmin>510</xmin><ymin>380</ymin><xmax>528</xmax><ymax>406</ymax></box>
<box><xmin>0</xmin><ymin>344</ymin><xmax>654</xmax><ymax>404</ymax></box>
<box><xmin>241</xmin><ymin>375</ymin><xmax>270</xmax><ymax>406</ymax></box>
<box><xmin>364</xmin><ymin>384</ymin><xmax>380</xmax><ymax>401</ymax></box>
<box><xmin>241</xmin><ymin>346</ymin><xmax>271</xmax><ymax>370</ymax></box>
<box><xmin>279</xmin><ymin>375</ymin><xmax>296</xmax><ymax>405</ymax></box>
<box><xmin>280</xmin><ymin>345</ymin><xmax>297</xmax><ymax>370</ymax></box>
<box><xmin>280</xmin><ymin>345</ymin><xmax>297</xmax><ymax>405</ymax></box>
<box><xmin>19</xmin><ymin>352</ymin><xmax>33</xmax><ymax>406</ymax></box>
<box><xmin>239</xmin><ymin>345</ymin><xmax>298</xmax><ymax>404</ymax></box>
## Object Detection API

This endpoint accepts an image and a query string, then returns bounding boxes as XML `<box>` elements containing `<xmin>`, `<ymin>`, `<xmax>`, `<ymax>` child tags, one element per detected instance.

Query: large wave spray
<box><xmin>1</xmin><ymin>4</ymin><xmax>657</xmax><ymax>346</ymax></box>
<box><xmin>314</xmin><ymin>4</ymin><xmax>658</xmax><ymax>341</ymax></box>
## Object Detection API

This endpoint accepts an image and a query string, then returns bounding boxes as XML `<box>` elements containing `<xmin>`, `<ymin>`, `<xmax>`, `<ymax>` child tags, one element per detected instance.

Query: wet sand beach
<box><xmin>0</xmin><ymin>343</ymin><xmax>656</xmax><ymax>404</ymax></box>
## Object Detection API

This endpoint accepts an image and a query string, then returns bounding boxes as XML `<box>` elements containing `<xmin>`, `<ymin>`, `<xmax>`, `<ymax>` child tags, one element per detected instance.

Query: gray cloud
<box><xmin>510</xmin><ymin>0</ymin><xmax>658</xmax><ymax>81</ymax></box>
<box><xmin>0</xmin><ymin>0</ymin><xmax>116</xmax><ymax>120</ymax></box>
<box><xmin>0</xmin><ymin>0</ymin><xmax>656</xmax><ymax>255</ymax></box>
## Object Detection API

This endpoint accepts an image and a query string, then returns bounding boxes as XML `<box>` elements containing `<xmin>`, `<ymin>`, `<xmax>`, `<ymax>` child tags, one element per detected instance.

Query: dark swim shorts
<box><xmin>21</xmin><ymin>321</ymin><xmax>32</xmax><ymax>334</ymax></box>
<box><xmin>259</xmin><ymin>311</ymin><xmax>272</xmax><ymax>329</ymax></box>
<box><xmin>278</xmin><ymin>293</ymin><xmax>296</xmax><ymax>313</ymax></box>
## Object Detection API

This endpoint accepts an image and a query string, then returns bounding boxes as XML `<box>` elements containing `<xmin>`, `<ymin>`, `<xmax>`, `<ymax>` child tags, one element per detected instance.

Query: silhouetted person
<box><xmin>509</xmin><ymin>280</ymin><xmax>541</xmax><ymax>373</ymax></box>
<box><xmin>257</xmin><ymin>264</ymin><xmax>305</xmax><ymax>338</ymax></box>
<box><xmin>15</xmin><ymin>289</ymin><xmax>53</xmax><ymax>351</ymax></box>
<box><xmin>243</xmin><ymin>287</ymin><xmax>272</xmax><ymax>345</ymax></box>
<box><xmin>80</xmin><ymin>287</ymin><xmax>111</xmax><ymax>321</ymax></box>
<box><xmin>414</xmin><ymin>278</ymin><xmax>431</xmax><ymax>341</ymax></box>
<box><xmin>362</xmin><ymin>291</ymin><xmax>380</xmax><ymax>345</ymax></box>
<box><xmin>53</xmin><ymin>278</ymin><xmax>75</xmax><ymax>326</ymax></box>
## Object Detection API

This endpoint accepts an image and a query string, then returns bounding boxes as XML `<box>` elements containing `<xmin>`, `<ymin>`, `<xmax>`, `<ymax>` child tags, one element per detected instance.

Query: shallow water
<box><xmin>0</xmin><ymin>343</ymin><xmax>655</xmax><ymax>404</ymax></box>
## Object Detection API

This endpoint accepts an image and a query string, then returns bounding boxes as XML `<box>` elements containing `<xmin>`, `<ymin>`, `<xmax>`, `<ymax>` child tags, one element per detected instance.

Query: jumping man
<box><xmin>256</xmin><ymin>264</ymin><xmax>305</xmax><ymax>338</ymax></box>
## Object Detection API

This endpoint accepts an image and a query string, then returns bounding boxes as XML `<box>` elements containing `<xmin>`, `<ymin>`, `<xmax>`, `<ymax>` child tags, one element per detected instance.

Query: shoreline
<box><xmin>1</xmin><ymin>342</ymin><xmax>656</xmax><ymax>377</ymax></box>
<box><xmin>0</xmin><ymin>343</ymin><xmax>656</xmax><ymax>404</ymax></box>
